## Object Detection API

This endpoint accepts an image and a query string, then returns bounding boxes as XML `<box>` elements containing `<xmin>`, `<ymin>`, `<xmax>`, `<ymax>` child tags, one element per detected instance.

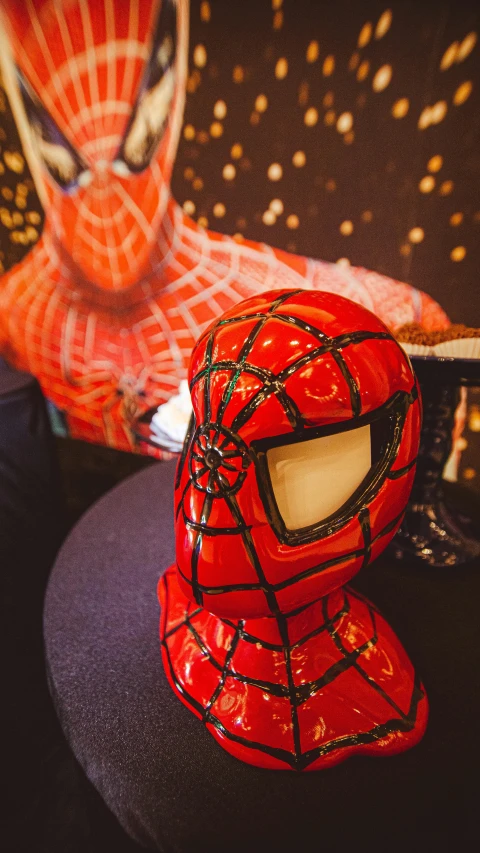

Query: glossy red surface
<box><xmin>160</xmin><ymin>289</ymin><xmax>428</xmax><ymax>770</ymax></box>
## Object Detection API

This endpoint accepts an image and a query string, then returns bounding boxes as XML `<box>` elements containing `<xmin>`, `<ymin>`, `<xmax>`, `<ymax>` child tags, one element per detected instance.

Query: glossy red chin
<box><xmin>159</xmin><ymin>567</ymin><xmax>428</xmax><ymax>771</ymax></box>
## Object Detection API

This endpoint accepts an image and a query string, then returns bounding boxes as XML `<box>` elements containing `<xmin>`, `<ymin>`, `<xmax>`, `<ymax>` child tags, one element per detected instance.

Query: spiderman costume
<box><xmin>0</xmin><ymin>0</ymin><xmax>448</xmax><ymax>453</ymax></box>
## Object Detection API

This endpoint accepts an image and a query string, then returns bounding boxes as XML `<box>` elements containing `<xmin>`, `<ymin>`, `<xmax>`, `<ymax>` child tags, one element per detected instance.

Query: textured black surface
<box><xmin>44</xmin><ymin>462</ymin><xmax>480</xmax><ymax>853</ymax></box>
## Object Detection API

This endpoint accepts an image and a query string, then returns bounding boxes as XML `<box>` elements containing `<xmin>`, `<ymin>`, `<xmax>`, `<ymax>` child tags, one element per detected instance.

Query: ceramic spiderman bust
<box><xmin>159</xmin><ymin>289</ymin><xmax>428</xmax><ymax>771</ymax></box>
<box><xmin>0</xmin><ymin>0</ymin><xmax>448</xmax><ymax>452</ymax></box>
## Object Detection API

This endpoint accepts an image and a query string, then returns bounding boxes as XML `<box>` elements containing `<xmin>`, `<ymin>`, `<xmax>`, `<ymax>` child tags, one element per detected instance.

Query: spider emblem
<box><xmin>189</xmin><ymin>424</ymin><xmax>251</xmax><ymax>496</ymax></box>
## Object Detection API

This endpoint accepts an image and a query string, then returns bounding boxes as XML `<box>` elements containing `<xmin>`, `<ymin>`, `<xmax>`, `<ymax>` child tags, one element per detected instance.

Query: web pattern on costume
<box><xmin>162</xmin><ymin>291</ymin><xmax>424</xmax><ymax>769</ymax></box>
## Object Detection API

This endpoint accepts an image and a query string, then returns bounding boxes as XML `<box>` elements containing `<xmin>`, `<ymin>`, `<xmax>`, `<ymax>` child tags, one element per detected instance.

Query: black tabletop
<box><xmin>44</xmin><ymin>461</ymin><xmax>479</xmax><ymax>853</ymax></box>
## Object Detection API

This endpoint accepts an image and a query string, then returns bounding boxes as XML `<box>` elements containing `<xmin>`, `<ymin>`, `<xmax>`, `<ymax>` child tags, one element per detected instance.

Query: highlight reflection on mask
<box><xmin>159</xmin><ymin>290</ymin><xmax>428</xmax><ymax>770</ymax></box>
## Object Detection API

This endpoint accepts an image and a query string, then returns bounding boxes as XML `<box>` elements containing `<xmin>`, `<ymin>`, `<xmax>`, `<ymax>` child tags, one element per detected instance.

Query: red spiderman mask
<box><xmin>159</xmin><ymin>290</ymin><xmax>428</xmax><ymax>771</ymax></box>
<box><xmin>175</xmin><ymin>288</ymin><xmax>420</xmax><ymax>618</ymax></box>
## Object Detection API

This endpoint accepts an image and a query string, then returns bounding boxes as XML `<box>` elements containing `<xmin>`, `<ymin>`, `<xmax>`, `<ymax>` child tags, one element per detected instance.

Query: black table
<box><xmin>44</xmin><ymin>461</ymin><xmax>479</xmax><ymax>852</ymax></box>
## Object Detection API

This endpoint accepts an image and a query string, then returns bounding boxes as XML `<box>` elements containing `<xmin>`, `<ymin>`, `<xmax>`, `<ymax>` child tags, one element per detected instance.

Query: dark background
<box><xmin>1</xmin><ymin>0</ymin><xmax>479</xmax><ymax>485</ymax></box>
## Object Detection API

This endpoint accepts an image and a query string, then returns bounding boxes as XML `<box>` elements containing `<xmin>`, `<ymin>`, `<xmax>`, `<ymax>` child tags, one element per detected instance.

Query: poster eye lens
<box><xmin>117</xmin><ymin>0</ymin><xmax>177</xmax><ymax>173</ymax></box>
<box><xmin>18</xmin><ymin>71</ymin><xmax>86</xmax><ymax>192</ymax></box>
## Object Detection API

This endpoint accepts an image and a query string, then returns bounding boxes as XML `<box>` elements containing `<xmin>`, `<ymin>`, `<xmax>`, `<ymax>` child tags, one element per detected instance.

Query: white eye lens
<box><xmin>112</xmin><ymin>160</ymin><xmax>131</xmax><ymax>177</ymax></box>
<box><xmin>77</xmin><ymin>169</ymin><xmax>92</xmax><ymax>187</ymax></box>
<box><xmin>122</xmin><ymin>69</ymin><xmax>175</xmax><ymax>171</ymax></box>
<box><xmin>267</xmin><ymin>424</ymin><xmax>372</xmax><ymax>530</ymax></box>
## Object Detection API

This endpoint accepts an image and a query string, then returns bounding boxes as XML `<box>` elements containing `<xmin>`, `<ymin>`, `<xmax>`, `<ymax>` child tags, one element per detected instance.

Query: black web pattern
<box><xmin>166</xmin><ymin>291</ymin><xmax>423</xmax><ymax>768</ymax></box>
<box><xmin>161</xmin><ymin>577</ymin><xmax>425</xmax><ymax>770</ymax></box>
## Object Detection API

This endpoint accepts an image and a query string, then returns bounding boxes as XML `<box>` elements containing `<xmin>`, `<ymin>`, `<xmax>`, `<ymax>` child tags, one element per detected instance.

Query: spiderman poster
<box><xmin>0</xmin><ymin>0</ymin><xmax>457</xmax><ymax>455</ymax></box>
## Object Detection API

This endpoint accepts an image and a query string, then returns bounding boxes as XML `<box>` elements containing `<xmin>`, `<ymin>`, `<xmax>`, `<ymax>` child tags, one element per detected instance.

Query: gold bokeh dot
<box><xmin>375</xmin><ymin>9</ymin><xmax>392</xmax><ymax>40</ymax></box>
<box><xmin>197</xmin><ymin>215</ymin><xmax>208</xmax><ymax>228</ymax></box>
<box><xmin>304</xmin><ymin>107</ymin><xmax>319</xmax><ymax>126</ymax></box>
<box><xmin>270</xmin><ymin>198</ymin><xmax>284</xmax><ymax>215</ymax></box>
<box><xmin>231</xmin><ymin>143</ymin><xmax>243</xmax><ymax>159</ymax></box>
<box><xmin>457</xmin><ymin>32</ymin><xmax>477</xmax><ymax>63</ymax></box>
<box><xmin>453</xmin><ymin>81</ymin><xmax>473</xmax><ymax>106</ymax></box>
<box><xmin>323</xmin><ymin>55</ymin><xmax>335</xmax><ymax>76</ymax></box>
<box><xmin>428</xmin><ymin>155</ymin><xmax>443</xmax><ymax>172</ymax></box>
<box><xmin>233</xmin><ymin>65</ymin><xmax>245</xmax><ymax>83</ymax></box>
<box><xmin>213</xmin><ymin>202</ymin><xmax>226</xmax><ymax>218</ymax></box>
<box><xmin>26</xmin><ymin>211</ymin><xmax>41</xmax><ymax>225</ymax></box>
<box><xmin>3</xmin><ymin>151</ymin><xmax>24</xmax><ymax>174</ymax></box>
<box><xmin>213</xmin><ymin>99</ymin><xmax>227</xmax><ymax>119</ymax></box>
<box><xmin>268</xmin><ymin>162</ymin><xmax>283</xmax><ymax>181</ymax></box>
<box><xmin>323</xmin><ymin>91</ymin><xmax>334</xmax><ymax>108</ymax></box>
<box><xmin>210</xmin><ymin>121</ymin><xmax>223</xmax><ymax>137</ymax></box>
<box><xmin>183</xmin><ymin>124</ymin><xmax>195</xmax><ymax>140</ymax></box>
<box><xmin>233</xmin><ymin>233</ymin><xmax>244</xmax><ymax>242</ymax></box>
<box><xmin>286</xmin><ymin>214</ymin><xmax>300</xmax><ymax>229</ymax></box>
<box><xmin>2</xmin><ymin>187</ymin><xmax>13</xmax><ymax>200</ymax></box>
<box><xmin>361</xmin><ymin>210</ymin><xmax>373</xmax><ymax>223</ymax></box>
<box><xmin>418</xmin><ymin>107</ymin><xmax>432</xmax><ymax>130</ymax></box>
<box><xmin>392</xmin><ymin>97</ymin><xmax>409</xmax><ymax>118</ymax></box>
<box><xmin>298</xmin><ymin>81</ymin><xmax>309</xmax><ymax>106</ymax></box>
<box><xmin>451</xmin><ymin>245</ymin><xmax>466</xmax><ymax>261</ymax></box>
<box><xmin>272</xmin><ymin>0</ymin><xmax>283</xmax><ymax>9</ymax></box>
<box><xmin>200</xmin><ymin>2</ymin><xmax>211</xmax><ymax>23</ymax></box>
<box><xmin>463</xmin><ymin>467</ymin><xmax>476</xmax><ymax>481</ymax></box>
<box><xmin>192</xmin><ymin>177</ymin><xmax>204</xmax><ymax>191</ymax></box>
<box><xmin>292</xmin><ymin>150</ymin><xmax>306</xmax><ymax>167</ymax></box>
<box><xmin>306</xmin><ymin>41</ymin><xmax>320</xmax><ymax>62</ymax></box>
<box><xmin>324</xmin><ymin>109</ymin><xmax>336</xmax><ymax>126</ymax></box>
<box><xmin>262</xmin><ymin>209</ymin><xmax>276</xmax><ymax>225</ymax></box>
<box><xmin>337</xmin><ymin>112</ymin><xmax>353</xmax><ymax>133</ymax></box>
<box><xmin>223</xmin><ymin>163</ymin><xmax>236</xmax><ymax>180</ymax></box>
<box><xmin>357</xmin><ymin>60</ymin><xmax>370</xmax><ymax>81</ymax></box>
<box><xmin>183</xmin><ymin>200</ymin><xmax>196</xmax><ymax>215</ymax></box>
<box><xmin>255</xmin><ymin>94</ymin><xmax>268</xmax><ymax>112</ymax></box>
<box><xmin>450</xmin><ymin>212</ymin><xmax>463</xmax><ymax>226</ymax></box>
<box><xmin>431</xmin><ymin>100</ymin><xmax>447</xmax><ymax>123</ymax></box>
<box><xmin>250</xmin><ymin>111</ymin><xmax>260</xmax><ymax>126</ymax></box>
<box><xmin>325</xmin><ymin>179</ymin><xmax>336</xmax><ymax>192</ymax></box>
<box><xmin>439</xmin><ymin>180</ymin><xmax>454</xmax><ymax>196</ymax></box>
<box><xmin>440</xmin><ymin>41</ymin><xmax>458</xmax><ymax>71</ymax></box>
<box><xmin>275</xmin><ymin>57</ymin><xmax>288</xmax><ymax>79</ymax></box>
<box><xmin>349</xmin><ymin>52</ymin><xmax>360</xmax><ymax>71</ymax></box>
<box><xmin>409</xmin><ymin>227</ymin><xmax>424</xmax><ymax>243</ymax></box>
<box><xmin>468</xmin><ymin>406</ymin><xmax>480</xmax><ymax>432</ymax></box>
<box><xmin>184</xmin><ymin>166</ymin><xmax>195</xmax><ymax>180</ymax></box>
<box><xmin>193</xmin><ymin>44</ymin><xmax>207</xmax><ymax>68</ymax></box>
<box><xmin>419</xmin><ymin>175</ymin><xmax>435</xmax><ymax>193</ymax></box>
<box><xmin>340</xmin><ymin>220</ymin><xmax>354</xmax><ymax>235</ymax></box>
<box><xmin>400</xmin><ymin>243</ymin><xmax>412</xmax><ymax>256</ymax></box>
<box><xmin>344</xmin><ymin>131</ymin><xmax>355</xmax><ymax>145</ymax></box>
<box><xmin>12</xmin><ymin>211</ymin><xmax>23</xmax><ymax>226</ymax></box>
<box><xmin>358</xmin><ymin>22</ymin><xmax>372</xmax><ymax>48</ymax></box>
<box><xmin>306</xmin><ymin>40</ymin><xmax>320</xmax><ymax>63</ymax></box>
<box><xmin>16</xmin><ymin>197</ymin><xmax>27</xmax><ymax>210</ymax></box>
<box><xmin>273</xmin><ymin>10</ymin><xmax>283</xmax><ymax>30</ymax></box>
<box><xmin>372</xmin><ymin>64</ymin><xmax>392</xmax><ymax>92</ymax></box>
<box><xmin>183</xmin><ymin>73</ymin><xmax>202</xmax><ymax>98</ymax></box>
